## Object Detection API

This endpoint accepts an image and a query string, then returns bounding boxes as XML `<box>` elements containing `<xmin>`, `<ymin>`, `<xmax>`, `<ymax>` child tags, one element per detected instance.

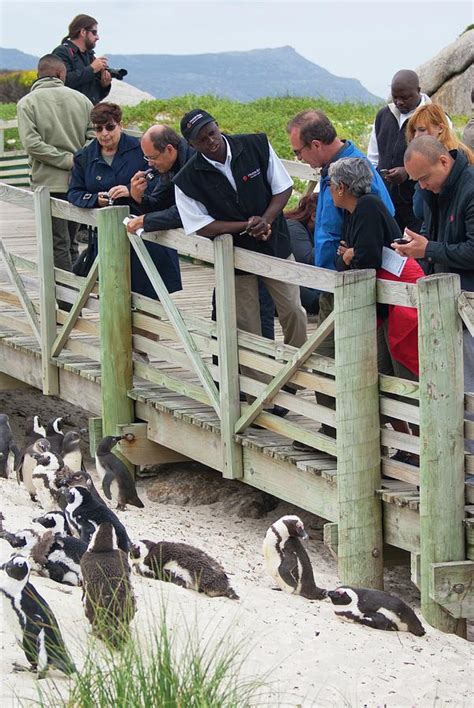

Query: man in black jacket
<box><xmin>126</xmin><ymin>125</ymin><xmax>194</xmax><ymax>234</ymax></box>
<box><xmin>174</xmin><ymin>109</ymin><xmax>306</xmax><ymax>353</ymax></box>
<box><xmin>52</xmin><ymin>14</ymin><xmax>111</xmax><ymax>105</ymax></box>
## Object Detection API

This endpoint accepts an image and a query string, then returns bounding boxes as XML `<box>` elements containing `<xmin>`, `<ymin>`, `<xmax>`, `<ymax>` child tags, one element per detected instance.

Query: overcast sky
<box><xmin>1</xmin><ymin>0</ymin><xmax>471</xmax><ymax>98</ymax></box>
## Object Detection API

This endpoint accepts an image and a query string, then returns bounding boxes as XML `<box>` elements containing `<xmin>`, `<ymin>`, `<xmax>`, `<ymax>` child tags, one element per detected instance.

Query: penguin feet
<box><xmin>12</xmin><ymin>661</ymin><xmax>31</xmax><ymax>673</ymax></box>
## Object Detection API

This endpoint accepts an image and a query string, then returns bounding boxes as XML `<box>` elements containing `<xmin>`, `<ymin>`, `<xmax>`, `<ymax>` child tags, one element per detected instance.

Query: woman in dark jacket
<box><xmin>67</xmin><ymin>102</ymin><xmax>182</xmax><ymax>298</ymax></box>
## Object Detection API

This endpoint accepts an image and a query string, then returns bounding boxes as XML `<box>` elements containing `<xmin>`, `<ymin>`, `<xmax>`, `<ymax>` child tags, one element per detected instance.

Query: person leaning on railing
<box><xmin>67</xmin><ymin>102</ymin><xmax>182</xmax><ymax>298</ymax></box>
<box><xmin>331</xmin><ymin>156</ymin><xmax>424</xmax><ymax>463</ymax></box>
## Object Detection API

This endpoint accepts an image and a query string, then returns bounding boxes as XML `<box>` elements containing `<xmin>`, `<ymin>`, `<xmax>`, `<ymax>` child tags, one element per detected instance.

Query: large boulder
<box><xmin>106</xmin><ymin>78</ymin><xmax>155</xmax><ymax>106</ymax></box>
<box><xmin>417</xmin><ymin>29</ymin><xmax>474</xmax><ymax>114</ymax></box>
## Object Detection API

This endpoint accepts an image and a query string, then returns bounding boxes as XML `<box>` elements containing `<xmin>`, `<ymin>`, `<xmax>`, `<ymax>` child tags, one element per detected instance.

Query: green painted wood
<box><xmin>214</xmin><ymin>234</ymin><xmax>243</xmax><ymax>479</ymax></box>
<box><xmin>334</xmin><ymin>269</ymin><xmax>383</xmax><ymax>589</ymax></box>
<box><xmin>417</xmin><ymin>274</ymin><xmax>466</xmax><ymax>636</ymax></box>
<box><xmin>88</xmin><ymin>417</ymin><xmax>103</xmax><ymax>458</ymax></box>
<box><xmin>128</xmin><ymin>230</ymin><xmax>220</xmax><ymax>416</ymax></box>
<box><xmin>429</xmin><ymin>561</ymin><xmax>474</xmax><ymax>619</ymax></box>
<box><xmin>51</xmin><ymin>258</ymin><xmax>99</xmax><ymax>357</ymax></box>
<box><xmin>235</xmin><ymin>312</ymin><xmax>335</xmax><ymax>433</ymax></box>
<box><xmin>0</xmin><ymin>239</ymin><xmax>41</xmax><ymax>343</ymax></box>
<box><xmin>34</xmin><ymin>187</ymin><xmax>60</xmax><ymax>395</ymax></box>
<box><xmin>97</xmin><ymin>206</ymin><xmax>134</xmax><ymax>437</ymax></box>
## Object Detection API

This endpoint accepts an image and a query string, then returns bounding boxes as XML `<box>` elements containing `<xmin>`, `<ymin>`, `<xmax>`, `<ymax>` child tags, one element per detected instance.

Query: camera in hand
<box><xmin>101</xmin><ymin>192</ymin><xmax>114</xmax><ymax>206</ymax></box>
<box><xmin>108</xmin><ymin>68</ymin><xmax>128</xmax><ymax>81</ymax></box>
<box><xmin>144</xmin><ymin>168</ymin><xmax>155</xmax><ymax>182</ymax></box>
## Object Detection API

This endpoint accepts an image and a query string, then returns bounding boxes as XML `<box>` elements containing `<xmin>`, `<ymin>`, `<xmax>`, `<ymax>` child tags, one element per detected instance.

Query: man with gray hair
<box><xmin>17</xmin><ymin>54</ymin><xmax>94</xmax><ymax>271</ymax></box>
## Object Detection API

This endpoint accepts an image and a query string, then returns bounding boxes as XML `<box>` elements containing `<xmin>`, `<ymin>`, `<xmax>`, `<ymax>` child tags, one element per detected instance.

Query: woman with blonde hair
<box><xmin>406</xmin><ymin>103</ymin><xmax>474</xmax><ymax>164</ymax></box>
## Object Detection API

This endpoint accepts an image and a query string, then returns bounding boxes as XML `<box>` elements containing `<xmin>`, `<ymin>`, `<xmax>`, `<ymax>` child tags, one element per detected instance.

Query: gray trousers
<box><xmin>50</xmin><ymin>192</ymin><xmax>78</xmax><ymax>272</ymax></box>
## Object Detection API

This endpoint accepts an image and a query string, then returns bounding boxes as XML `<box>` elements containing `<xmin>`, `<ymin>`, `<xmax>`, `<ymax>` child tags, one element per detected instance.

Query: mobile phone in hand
<box><xmin>393</xmin><ymin>238</ymin><xmax>409</xmax><ymax>245</ymax></box>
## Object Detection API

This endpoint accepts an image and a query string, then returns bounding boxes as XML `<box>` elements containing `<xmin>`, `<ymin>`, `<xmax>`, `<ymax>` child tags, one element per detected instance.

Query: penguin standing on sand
<box><xmin>95</xmin><ymin>436</ymin><xmax>144</xmax><ymax>510</ymax></box>
<box><xmin>29</xmin><ymin>530</ymin><xmax>86</xmax><ymax>587</ymax></box>
<box><xmin>61</xmin><ymin>430</ymin><xmax>85</xmax><ymax>473</ymax></box>
<box><xmin>0</xmin><ymin>414</ymin><xmax>20</xmax><ymax>479</ymax></box>
<box><xmin>45</xmin><ymin>415</ymin><xmax>69</xmax><ymax>455</ymax></box>
<box><xmin>31</xmin><ymin>452</ymin><xmax>67</xmax><ymax>511</ymax></box>
<box><xmin>17</xmin><ymin>438</ymin><xmax>51</xmax><ymax>501</ymax></box>
<box><xmin>263</xmin><ymin>515</ymin><xmax>327</xmax><ymax>600</ymax></box>
<box><xmin>81</xmin><ymin>522</ymin><xmax>136</xmax><ymax>648</ymax></box>
<box><xmin>66</xmin><ymin>487</ymin><xmax>130</xmax><ymax>551</ymax></box>
<box><xmin>327</xmin><ymin>587</ymin><xmax>426</xmax><ymax>636</ymax></box>
<box><xmin>59</xmin><ymin>468</ymin><xmax>106</xmax><ymax>506</ymax></box>
<box><xmin>0</xmin><ymin>555</ymin><xmax>76</xmax><ymax>676</ymax></box>
<box><xmin>131</xmin><ymin>539</ymin><xmax>239</xmax><ymax>599</ymax></box>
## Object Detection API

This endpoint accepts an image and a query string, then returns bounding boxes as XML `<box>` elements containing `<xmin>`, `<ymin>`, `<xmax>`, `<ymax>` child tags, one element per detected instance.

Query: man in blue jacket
<box><xmin>286</xmin><ymin>109</ymin><xmax>394</xmax><ymax>447</ymax></box>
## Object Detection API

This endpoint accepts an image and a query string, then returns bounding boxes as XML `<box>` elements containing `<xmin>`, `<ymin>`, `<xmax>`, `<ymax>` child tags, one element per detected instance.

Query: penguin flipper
<box><xmin>102</xmin><ymin>472</ymin><xmax>114</xmax><ymax>501</ymax></box>
<box><xmin>278</xmin><ymin>554</ymin><xmax>299</xmax><ymax>590</ymax></box>
<box><xmin>10</xmin><ymin>442</ymin><xmax>21</xmax><ymax>473</ymax></box>
<box><xmin>348</xmin><ymin>611</ymin><xmax>397</xmax><ymax>631</ymax></box>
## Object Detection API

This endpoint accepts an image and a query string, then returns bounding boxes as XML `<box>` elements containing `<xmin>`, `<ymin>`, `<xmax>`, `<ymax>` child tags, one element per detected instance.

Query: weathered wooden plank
<box><xmin>457</xmin><ymin>292</ymin><xmax>474</xmax><ymax>336</ymax></box>
<box><xmin>248</xmin><ymin>409</ymin><xmax>337</xmax><ymax>456</ymax></box>
<box><xmin>117</xmin><ymin>422</ymin><xmax>191</xmax><ymax>465</ymax></box>
<box><xmin>376</xmin><ymin>279</ymin><xmax>418</xmax><ymax>308</ymax></box>
<box><xmin>50</xmin><ymin>196</ymin><xmax>99</xmax><ymax>227</ymax></box>
<box><xmin>0</xmin><ymin>239</ymin><xmax>41</xmax><ymax>343</ymax></box>
<box><xmin>429</xmin><ymin>561</ymin><xmax>474</xmax><ymax>620</ymax></box>
<box><xmin>0</xmin><ymin>183</ymin><xmax>34</xmax><ymax>210</ymax></box>
<box><xmin>418</xmin><ymin>274</ymin><xmax>466</xmax><ymax>636</ymax></box>
<box><xmin>334</xmin><ymin>268</ymin><xmax>383</xmax><ymax>589</ymax></box>
<box><xmin>380</xmin><ymin>396</ymin><xmax>420</xmax><ymax>425</ymax></box>
<box><xmin>381</xmin><ymin>429</ymin><xmax>420</xmax><ymax>454</ymax></box>
<box><xmin>0</xmin><ymin>371</ymin><xmax>33</xmax><ymax>390</ymax></box>
<box><xmin>379</xmin><ymin>373</ymin><xmax>420</xmax><ymax>399</ymax></box>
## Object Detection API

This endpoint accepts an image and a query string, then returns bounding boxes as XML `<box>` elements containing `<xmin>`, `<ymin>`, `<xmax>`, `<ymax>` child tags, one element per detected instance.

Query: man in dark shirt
<box><xmin>52</xmin><ymin>14</ymin><xmax>111</xmax><ymax>105</ymax></box>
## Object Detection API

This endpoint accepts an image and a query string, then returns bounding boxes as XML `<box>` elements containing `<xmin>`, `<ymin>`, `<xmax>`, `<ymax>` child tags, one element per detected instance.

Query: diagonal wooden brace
<box><xmin>0</xmin><ymin>239</ymin><xmax>41</xmax><ymax>343</ymax></box>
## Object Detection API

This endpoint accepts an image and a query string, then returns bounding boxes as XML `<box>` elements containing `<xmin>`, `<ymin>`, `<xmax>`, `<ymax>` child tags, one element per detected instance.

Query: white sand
<box><xmin>1</xmin><ymin>462</ymin><xmax>472</xmax><ymax>707</ymax></box>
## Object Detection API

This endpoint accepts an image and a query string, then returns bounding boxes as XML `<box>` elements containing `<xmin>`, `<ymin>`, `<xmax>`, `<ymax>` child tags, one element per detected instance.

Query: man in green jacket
<box><xmin>17</xmin><ymin>54</ymin><xmax>94</xmax><ymax>270</ymax></box>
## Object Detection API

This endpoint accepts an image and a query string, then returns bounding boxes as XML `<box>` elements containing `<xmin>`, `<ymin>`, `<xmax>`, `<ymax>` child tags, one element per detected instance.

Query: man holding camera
<box><xmin>52</xmin><ymin>14</ymin><xmax>111</xmax><ymax>105</ymax></box>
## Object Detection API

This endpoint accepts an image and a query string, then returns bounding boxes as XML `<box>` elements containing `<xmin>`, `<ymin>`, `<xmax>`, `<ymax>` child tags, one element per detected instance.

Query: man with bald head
<box><xmin>126</xmin><ymin>125</ymin><xmax>194</xmax><ymax>235</ymax></box>
<box><xmin>368</xmin><ymin>69</ymin><xmax>431</xmax><ymax>232</ymax></box>
<box><xmin>17</xmin><ymin>54</ymin><xmax>94</xmax><ymax>271</ymax></box>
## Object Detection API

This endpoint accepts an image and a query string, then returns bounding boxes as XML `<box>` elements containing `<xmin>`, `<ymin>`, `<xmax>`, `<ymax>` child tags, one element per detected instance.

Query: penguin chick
<box><xmin>327</xmin><ymin>586</ymin><xmax>425</xmax><ymax>636</ymax></box>
<box><xmin>59</xmin><ymin>468</ymin><xmax>106</xmax><ymax>506</ymax></box>
<box><xmin>131</xmin><ymin>540</ymin><xmax>239</xmax><ymax>599</ymax></box>
<box><xmin>0</xmin><ymin>555</ymin><xmax>76</xmax><ymax>677</ymax></box>
<box><xmin>95</xmin><ymin>436</ymin><xmax>144</xmax><ymax>510</ymax></box>
<box><xmin>0</xmin><ymin>526</ymin><xmax>40</xmax><ymax>553</ymax></box>
<box><xmin>263</xmin><ymin>515</ymin><xmax>326</xmax><ymax>600</ymax></box>
<box><xmin>45</xmin><ymin>416</ymin><xmax>69</xmax><ymax>455</ymax></box>
<box><xmin>30</xmin><ymin>530</ymin><xmax>85</xmax><ymax>587</ymax></box>
<box><xmin>66</xmin><ymin>487</ymin><xmax>130</xmax><ymax>551</ymax></box>
<box><xmin>17</xmin><ymin>438</ymin><xmax>51</xmax><ymax>501</ymax></box>
<box><xmin>81</xmin><ymin>522</ymin><xmax>136</xmax><ymax>649</ymax></box>
<box><xmin>61</xmin><ymin>430</ymin><xmax>85</xmax><ymax>473</ymax></box>
<box><xmin>33</xmin><ymin>510</ymin><xmax>73</xmax><ymax>536</ymax></box>
<box><xmin>32</xmin><ymin>452</ymin><xmax>68</xmax><ymax>511</ymax></box>
<box><xmin>0</xmin><ymin>414</ymin><xmax>20</xmax><ymax>479</ymax></box>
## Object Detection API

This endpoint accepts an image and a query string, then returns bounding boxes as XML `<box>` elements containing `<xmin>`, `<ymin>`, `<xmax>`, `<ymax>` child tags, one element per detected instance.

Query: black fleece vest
<box><xmin>374</xmin><ymin>106</ymin><xmax>415</xmax><ymax>204</ymax></box>
<box><xmin>173</xmin><ymin>133</ymin><xmax>291</xmax><ymax>258</ymax></box>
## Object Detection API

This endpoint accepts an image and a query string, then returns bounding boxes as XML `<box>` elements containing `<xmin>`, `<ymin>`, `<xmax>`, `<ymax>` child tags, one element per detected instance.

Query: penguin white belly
<box><xmin>6</xmin><ymin>451</ymin><xmax>15</xmax><ymax>478</ymax></box>
<box><xmin>0</xmin><ymin>592</ymin><xmax>24</xmax><ymax>644</ymax></box>
<box><xmin>63</xmin><ymin>450</ymin><xmax>82</xmax><ymax>473</ymax></box>
<box><xmin>34</xmin><ymin>482</ymin><xmax>55</xmax><ymax>512</ymax></box>
<box><xmin>95</xmin><ymin>456</ymin><xmax>107</xmax><ymax>482</ymax></box>
<box><xmin>36</xmin><ymin>628</ymin><xmax>48</xmax><ymax>673</ymax></box>
<box><xmin>22</xmin><ymin>456</ymin><xmax>37</xmax><ymax>496</ymax></box>
<box><xmin>377</xmin><ymin>608</ymin><xmax>408</xmax><ymax>631</ymax></box>
<box><xmin>262</xmin><ymin>540</ymin><xmax>283</xmax><ymax>584</ymax></box>
<box><xmin>110</xmin><ymin>479</ymin><xmax>120</xmax><ymax>506</ymax></box>
<box><xmin>48</xmin><ymin>549</ymin><xmax>82</xmax><ymax>579</ymax></box>
<box><xmin>162</xmin><ymin>560</ymin><xmax>195</xmax><ymax>589</ymax></box>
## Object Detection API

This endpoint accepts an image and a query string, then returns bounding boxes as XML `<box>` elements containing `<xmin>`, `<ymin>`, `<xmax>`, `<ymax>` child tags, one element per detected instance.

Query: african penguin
<box><xmin>33</xmin><ymin>510</ymin><xmax>74</xmax><ymax>536</ymax></box>
<box><xmin>0</xmin><ymin>413</ymin><xmax>20</xmax><ymax>479</ymax></box>
<box><xmin>45</xmin><ymin>415</ymin><xmax>69</xmax><ymax>454</ymax></box>
<box><xmin>0</xmin><ymin>555</ymin><xmax>76</xmax><ymax>677</ymax></box>
<box><xmin>29</xmin><ymin>530</ymin><xmax>86</xmax><ymax>587</ymax></box>
<box><xmin>17</xmin><ymin>437</ymin><xmax>51</xmax><ymax>501</ymax></box>
<box><xmin>0</xmin><ymin>525</ymin><xmax>40</xmax><ymax>554</ymax></box>
<box><xmin>66</xmin><ymin>486</ymin><xmax>130</xmax><ymax>551</ymax></box>
<box><xmin>327</xmin><ymin>587</ymin><xmax>426</xmax><ymax>636</ymax></box>
<box><xmin>61</xmin><ymin>430</ymin><xmax>85</xmax><ymax>473</ymax></box>
<box><xmin>81</xmin><ymin>522</ymin><xmax>136</xmax><ymax>648</ymax></box>
<box><xmin>130</xmin><ymin>540</ymin><xmax>239</xmax><ymax>599</ymax></box>
<box><xmin>31</xmin><ymin>452</ymin><xmax>68</xmax><ymax>511</ymax></box>
<box><xmin>58</xmin><ymin>468</ymin><xmax>106</xmax><ymax>506</ymax></box>
<box><xmin>95</xmin><ymin>435</ymin><xmax>144</xmax><ymax>510</ymax></box>
<box><xmin>263</xmin><ymin>515</ymin><xmax>327</xmax><ymax>600</ymax></box>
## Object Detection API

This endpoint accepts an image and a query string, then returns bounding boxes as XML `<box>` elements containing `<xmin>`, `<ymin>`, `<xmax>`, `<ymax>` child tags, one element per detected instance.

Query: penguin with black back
<box><xmin>95</xmin><ymin>436</ymin><xmax>144</xmax><ymax>510</ymax></box>
<box><xmin>81</xmin><ymin>522</ymin><xmax>136</xmax><ymax>648</ymax></box>
<box><xmin>45</xmin><ymin>415</ymin><xmax>69</xmax><ymax>455</ymax></box>
<box><xmin>34</xmin><ymin>510</ymin><xmax>74</xmax><ymax>536</ymax></box>
<box><xmin>327</xmin><ymin>586</ymin><xmax>426</xmax><ymax>636</ymax></box>
<box><xmin>18</xmin><ymin>438</ymin><xmax>51</xmax><ymax>501</ymax></box>
<box><xmin>58</xmin><ymin>468</ymin><xmax>106</xmax><ymax>506</ymax></box>
<box><xmin>61</xmin><ymin>430</ymin><xmax>86</xmax><ymax>473</ymax></box>
<box><xmin>0</xmin><ymin>414</ymin><xmax>20</xmax><ymax>479</ymax></box>
<box><xmin>263</xmin><ymin>515</ymin><xmax>327</xmax><ymax>600</ymax></box>
<box><xmin>0</xmin><ymin>522</ymin><xmax>40</xmax><ymax>553</ymax></box>
<box><xmin>131</xmin><ymin>539</ymin><xmax>239</xmax><ymax>599</ymax></box>
<box><xmin>30</xmin><ymin>530</ymin><xmax>86</xmax><ymax>587</ymax></box>
<box><xmin>66</xmin><ymin>487</ymin><xmax>130</xmax><ymax>551</ymax></box>
<box><xmin>0</xmin><ymin>555</ymin><xmax>76</xmax><ymax>677</ymax></box>
<box><xmin>31</xmin><ymin>451</ymin><xmax>68</xmax><ymax>511</ymax></box>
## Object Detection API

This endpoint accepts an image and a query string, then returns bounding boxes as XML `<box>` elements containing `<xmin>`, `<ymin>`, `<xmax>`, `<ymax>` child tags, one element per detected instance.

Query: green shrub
<box><xmin>0</xmin><ymin>70</ymin><xmax>36</xmax><ymax>103</ymax></box>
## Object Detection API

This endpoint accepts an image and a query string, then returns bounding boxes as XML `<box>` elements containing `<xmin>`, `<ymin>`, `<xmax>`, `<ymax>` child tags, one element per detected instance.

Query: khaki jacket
<box><xmin>17</xmin><ymin>77</ymin><xmax>94</xmax><ymax>193</ymax></box>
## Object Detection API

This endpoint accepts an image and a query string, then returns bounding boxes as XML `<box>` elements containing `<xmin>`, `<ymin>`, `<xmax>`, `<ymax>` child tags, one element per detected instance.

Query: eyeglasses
<box><xmin>293</xmin><ymin>144</ymin><xmax>308</xmax><ymax>159</ymax></box>
<box><xmin>143</xmin><ymin>154</ymin><xmax>162</xmax><ymax>163</ymax></box>
<box><xmin>93</xmin><ymin>123</ymin><xmax>118</xmax><ymax>133</ymax></box>
<box><xmin>87</xmin><ymin>28</ymin><xmax>98</xmax><ymax>36</ymax></box>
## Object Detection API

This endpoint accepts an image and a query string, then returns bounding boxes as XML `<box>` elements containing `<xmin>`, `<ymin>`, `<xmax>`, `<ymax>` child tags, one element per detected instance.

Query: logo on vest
<box><xmin>243</xmin><ymin>168</ymin><xmax>261</xmax><ymax>182</ymax></box>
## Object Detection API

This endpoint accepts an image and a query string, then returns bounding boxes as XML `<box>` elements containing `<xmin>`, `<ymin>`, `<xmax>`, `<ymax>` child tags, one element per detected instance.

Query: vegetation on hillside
<box><xmin>0</xmin><ymin>69</ymin><xmax>36</xmax><ymax>103</ymax></box>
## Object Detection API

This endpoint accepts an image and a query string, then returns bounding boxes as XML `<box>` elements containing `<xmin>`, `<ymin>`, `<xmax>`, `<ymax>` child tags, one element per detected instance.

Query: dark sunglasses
<box><xmin>87</xmin><ymin>28</ymin><xmax>98</xmax><ymax>36</ymax></box>
<box><xmin>93</xmin><ymin>123</ymin><xmax>118</xmax><ymax>133</ymax></box>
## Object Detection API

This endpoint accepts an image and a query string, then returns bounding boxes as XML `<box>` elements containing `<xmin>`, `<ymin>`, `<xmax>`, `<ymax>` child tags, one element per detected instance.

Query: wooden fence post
<box><xmin>417</xmin><ymin>273</ymin><xmax>466</xmax><ymax>636</ymax></box>
<box><xmin>214</xmin><ymin>234</ymin><xmax>243</xmax><ymax>479</ymax></box>
<box><xmin>97</xmin><ymin>206</ymin><xmax>134</xmax><ymax>438</ymax></box>
<box><xmin>334</xmin><ymin>269</ymin><xmax>383</xmax><ymax>588</ymax></box>
<box><xmin>34</xmin><ymin>186</ymin><xmax>59</xmax><ymax>395</ymax></box>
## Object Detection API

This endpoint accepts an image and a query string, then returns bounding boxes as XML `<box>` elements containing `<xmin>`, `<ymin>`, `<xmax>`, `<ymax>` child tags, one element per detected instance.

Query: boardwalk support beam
<box><xmin>334</xmin><ymin>269</ymin><xmax>383</xmax><ymax>589</ymax></box>
<box><xmin>418</xmin><ymin>273</ymin><xmax>466</xmax><ymax>636</ymax></box>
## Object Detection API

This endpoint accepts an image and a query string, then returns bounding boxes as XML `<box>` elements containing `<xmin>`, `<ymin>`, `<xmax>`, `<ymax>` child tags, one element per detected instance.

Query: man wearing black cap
<box><xmin>174</xmin><ymin>109</ymin><xmax>307</xmax><ymax>354</ymax></box>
